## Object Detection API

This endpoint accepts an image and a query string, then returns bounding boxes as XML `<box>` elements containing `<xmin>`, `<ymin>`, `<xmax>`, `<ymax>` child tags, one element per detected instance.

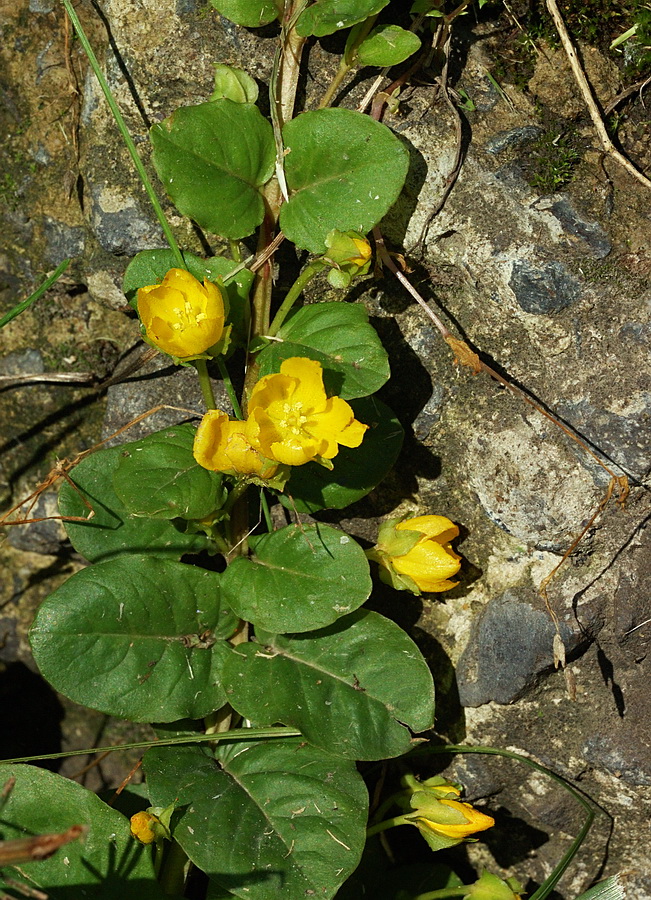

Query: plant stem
<box><xmin>414</xmin><ymin>888</ymin><xmax>470</xmax><ymax>900</ymax></box>
<box><xmin>157</xmin><ymin>839</ymin><xmax>189</xmax><ymax>896</ymax></box>
<box><xmin>0</xmin><ymin>258</ymin><xmax>71</xmax><ymax>329</ymax></box>
<box><xmin>260</xmin><ymin>490</ymin><xmax>273</xmax><ymax>532</ymax></box>
<box><xmin>61</xmin><ymin>0</ymin><xmax>185</xmax><ymax>270</ymax></box>
<box><xmin>229</xmin><ymin>239</ymin><xmax>242</xmax><ymax>262</ymax></box>
<box><xmin>365</xmin><ymin>814</ymin><xmax>410</xmax><ymax>837</ymax></box>
<box><xmin>194</xmin><ymin>359</ymin><xmax>217</xmax><ymax>410</ymax></box>
<box><xmin>2</xmin><ymin>726</ymin><xmax>301</xmax><ymax>766</ymax></box>
<box><xmin>318</xmin><ymin>58</ymin><xmax>352</xmax><ymax>109</ymax></box>
<box><xmin>267</xmin><ymin>263</ymin><xmax>320</xmax><ymax>336</ymax></box>
<box><xmin>217</xmin><ymin>357</ymin><xmax>243</xmax><ymax>418</ymax></box>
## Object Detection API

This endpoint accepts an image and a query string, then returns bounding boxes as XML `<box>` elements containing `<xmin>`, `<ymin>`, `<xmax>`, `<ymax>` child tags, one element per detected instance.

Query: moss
<box><xmin>524</xmin><ymin>130</ymin><xmax>581</xmax><ymax>193</ymax></box>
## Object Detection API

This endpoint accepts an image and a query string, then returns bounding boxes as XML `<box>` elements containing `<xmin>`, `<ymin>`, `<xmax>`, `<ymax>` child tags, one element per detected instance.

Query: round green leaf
<box><xmin>151</xmin><ymin>100</ymin><xmax>276</xmax><ymax>239</ymax></box>
<box><xmin>221</xmin><ymin>523</ymin><xmax>371</xmax><ymax>633</ymax></box>
<box><xmin>256</xmin><ymin>301</ymin><xmax>389</xmax><ymax>399</ymax></box>
<box><xmin>0</xmin><ymin>765</ymin><xmax>158</xmax><ymax>898</ymax></box>
<box><xmin>357</xmin><ymin>25</ymin><xmax>422</xmax><ymax>66</ymax></box>
<box><xmin>113</xmin><ymin>424</ymin><xmax>226</xmax><ymax>520</ymax></box>
<box><xmin>30</xmin><ymin>556</ymin><xmax>237</xmax><ymax>722</ymax></box>
<box><xmin>210</xmin><ymin>0</ymin><xmax>280</xmax><ymax>27</ymax></box>
<box><xmin>59</xmin><ymin>444</ymin><xmax>211</xmax><ymax>562</ymax></box>
<box><xmin>281</xmin><ymin>395</ymin><xmax>403</xmax><ymax>512</ymax></box>
<box><xmin>145</xmin><ymin>739</ymin><xmax>368</xmax><ymax>900</ymax></box>
<box><xmin>279</xmin><ymin>108</ymin><xmax>409</xmax><ymax>252</ymax></box>
<box><xmin>296</xmin><ymin>0</ymin><xmax>389</xmax><ymax>37</ymax></box>
<box><xmin>223</xmin><ymin>610</ymin><xmax>435</xmax><ymax>760</ymax></box>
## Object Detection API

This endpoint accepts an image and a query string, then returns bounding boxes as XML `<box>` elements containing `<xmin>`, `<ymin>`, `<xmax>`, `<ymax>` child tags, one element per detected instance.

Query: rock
<box><xmin>6</xmin><ymin>493</ymin><xmax>66</xmax><ymax>555</ymax></box>
<box><xmin>549</xmin><ymin>198</ymin><xmax>612</xmax><ymax>259</ymax></box>
<box><xmin>583</xmin><ymin>731</ymin><xmax>651</xmax><ymax>786</ymax></box>
<box><xmin>101</xmin><ymin>344</ymin><xmax>232</xmax><ymax>443</ymax></box>
<box><xmin>508</xmin><ymin>259</ymin><xmax>582</xmax><ymax>314</ymax></box>
<box><xmin>456</xmin><ymin>590</ymin><xmax>597</xmax><ymax>706</ymax></box>
<box><xmin>42</xmin><ymin>217</ymin><xmax>86</xmax><ymax>265</ymax></box>
<box><xmin>88</xmin><ymin>182</ymin><xmax>165</xmax><ymax>256</ymax></box>
<box><xmin>485</xmin><ymin>126</ymin><xmax>544</xmax><ymax>155</ymax></box>
<box><xmin>0</xmin><ymin>349</ymin><xmax>44</xmax><ymax>376</ymax></box>
<box><xmin>558</xmin><ymin>395</ymin><xmax>651</xmax><ymax>481</ymax></box>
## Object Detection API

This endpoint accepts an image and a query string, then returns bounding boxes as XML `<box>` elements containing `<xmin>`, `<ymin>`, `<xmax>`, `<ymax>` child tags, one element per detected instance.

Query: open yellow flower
<box><xmin>193</xmin><ymin>410</ymin><xmax>279</xmax><ymax>479</ymax></box>
<box><xmin>245</xmin><ymin>357</ymin><xmax>367</xmax><ymax>467</ymax></box>
<box><xmin>391</xmin><ymin>515</ymin><xmax>461</xmax><ymax>593</ymax></box>
<box><xmin>137</xmin><ymin>268</ymin><xmax>225</xmax><ymax>359</ymax></box>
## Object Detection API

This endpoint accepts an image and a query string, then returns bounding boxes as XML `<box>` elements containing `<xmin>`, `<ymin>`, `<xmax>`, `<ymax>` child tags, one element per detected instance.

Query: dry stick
<box><xmin>545</xmin><ymin>0</ymin><xmax>651</xmax><ymax>190</ymax></box>
<box><xmin>604</xmin><ymin>74</ymin><xmax>651</xmax><ymax>117</ymax></box>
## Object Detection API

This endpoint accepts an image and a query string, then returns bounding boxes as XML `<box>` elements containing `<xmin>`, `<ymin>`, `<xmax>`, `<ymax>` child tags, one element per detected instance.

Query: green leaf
<box><xmin>210</xmin><ymin>0</ymin><xmax>280</xmax><ymax>27</ymax></box>
<box><xmin>296</xmin><ymin>0</ymin><xmax>389</xmax><ymax>37</ymax></box>
<box><xmin>30</xmin><ymin>556</ymin><xmax>237</xmax><ymax>722</ymax></box>
<box><xmin>0</xmin><ymin>765</ymin><xmax>158</xmax><ymax>898</ymax></box>
<box><xmin>279</xmin><ymin>109</ymin><xmax>409</xmax><ymax>252</ymax></box>
<box><xmin>59</xmin><ymin>444</ymin><xmax>211</xmax><ymax>561</ymax></box>
<box><xmin>221</xmin><ymin>523</ymin><xmax>371</xmax><ymax>633</ymax></box>
<box><xmin>151</xmin><ymin>100</ymin><xmax>276</xmax><ymax>239</ymax></box>
<box><xmin>112</xmin><ymin>424</ymin><xmax>226</xmax><ymax>520</ymax></box>
<box><xmin>574</xmin><ymin>876</ymin><xmax>626</xmax><ymax>900</ymax></box>
<box><xmin>124</xmin><ymin>250</ymin><xmax>253</xmax><ymax>350</ymax></box>
<box><xmin>282</xmin><ymin>395</ymin><xmax>403</xmax><ymax>512</ymax></box>
<box><xmin>257</xmin><ymin>302</ymin><xmax>389</xmax><ymax>399</ymax></box>
<box><xmin>357</xmin><ymin>25</ymin><xmax>421</xmax><ymax>67</ymax></box>
<box><xmin>224</xmin><ymin>609</ymin><xmax>435</xmax><ymax>760</ymax></box>
<box><xmin>145</xmin><ymin>739</ymin><xmax>368</xmax><ymax>900</ymax></box>
<box><xmin>211</xmin><ymin>64</ymin><xmax>259</xmax><ymax>104</ymax></box>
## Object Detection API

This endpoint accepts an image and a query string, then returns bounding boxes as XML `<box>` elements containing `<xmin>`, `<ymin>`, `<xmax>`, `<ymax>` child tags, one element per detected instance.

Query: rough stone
<box><xmin>5</xmin><ymin>493</ymin><xmax>66</xmax><ymax>555</ymax></box>
<box><xmin>456</xmin><ymin>590</ymin><xmax>597</xmax><ymax>707</ymax></box>
<box><xmin>42</xmin><ymin>216</ymin><xmax>86</xmax><ymax>265</ymax></box>
<box><xmin>550</xmin><ymin>198</ymin><xmax>612</xmax><ymax>259</ymax></box>
<box><xmin>509</xmin><ymin>258</ymin><xmax>582</xmax><ymax>314</ymax></box>
<box><xmin>88</xmin><ymin>182</ymin><xmax>165</xmax><ymax>256</ymax></box>
<box><xmin>485</xmin><ymin>126</ymin><xmax>544</xmax><ymax>155</ymax></box>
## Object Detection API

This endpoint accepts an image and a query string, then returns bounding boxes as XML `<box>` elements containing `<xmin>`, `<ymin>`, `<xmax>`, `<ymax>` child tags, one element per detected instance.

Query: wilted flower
<box><xmin>368</xmin><ymin>514</ymin><xmax>461</xmax><ymax>594</ymax></box>
<box><xmin>245</xmin><ymin>357</ymin><xmax>367</xmax><ymax>467</ymax></box>
<box><xmin>137</xmin><ymin>268</ymin><xmax>225</xmax><ymax>359</ymax></box>
<box><xmin>193</xmin><ymin>410</ymin><xmax>279</xmax><ymax>479</ymax></box>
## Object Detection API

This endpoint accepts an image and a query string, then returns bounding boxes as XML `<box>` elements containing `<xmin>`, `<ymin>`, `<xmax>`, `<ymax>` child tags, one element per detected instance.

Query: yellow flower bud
<box><xmin>193</xmin><ymin>410</ymin><xmax>279</xmax><ymax>479</ymax></box>
<box><xmin>129</xmin><ymin>811</ymin><xmax>158</xmax><ymax>845</ymax></box>
<box><xmin>349</xmin><ymin>237</ymin><xmax>372</xmax><ymax>266</ymax></box>
<box><xmin>409</xmin><ymin>796</ymin><xmax>495</xmax><ymax>841</ymax></box>
<box><xmin>391</xmin><ymin>515</ymin><xmax>461</xmax><ymax>592</ymax></box>
<box><xmin>137</xmin><ymin>268</ymin><xmax>225</xmax><ymax>359</ymax></box>
<box><xmin>245</xmin><ymin>357</ymin><xmax>367</xmax><ymax>467</ymax></box>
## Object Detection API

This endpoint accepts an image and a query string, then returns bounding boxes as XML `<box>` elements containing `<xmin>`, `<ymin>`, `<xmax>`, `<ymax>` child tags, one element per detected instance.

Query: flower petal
<box><xmin>279</xmin><ymin>357</ymin><xmax>328</xmax><ymax>410</ymax></box>
<box><xmin>396</xmin><ymin>515</ymin><xmax>459</xmax><ymax>544</ymax></box>
<box><xmin>391</xmin><ymin>540</ymin><xmax>461</xmax><ymax>592</ymax></box>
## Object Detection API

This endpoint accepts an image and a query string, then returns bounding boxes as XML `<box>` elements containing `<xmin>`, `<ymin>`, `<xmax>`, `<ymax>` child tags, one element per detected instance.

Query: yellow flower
<box><xmin>410</xmin><ymin>797</ymin><xmax>495</xmax><ymax>841</ymax></box>
<box><xmin>391</xmin><ymin>515</ymin><xmax>461</xmax><ymax>593</ymax></box>
<box><xmin>137</xmin><ymin>268</ymin><xmax>225</xmax><ymax>358</ymax></box>
<box><xmin>245</xmin><ymin>357</ymin><xmax>367</xmax><ymax>467</ymax></box>
<box><xmin>349</xmin><ymin>237</ymin><xmax>372</xmax><ymax>266</ymax></box>
<box><xmin>193</xmin><ymin>410</ymin><xmax>279</xmax><ymax>479</ymax></box>
<box><xmin>129</xmin><ymin>811</ymin><xmax>158</xmax><ymax>845</ymax></box>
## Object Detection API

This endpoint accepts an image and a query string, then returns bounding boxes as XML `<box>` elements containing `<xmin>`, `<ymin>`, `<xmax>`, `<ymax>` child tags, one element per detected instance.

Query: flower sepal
<box><xmin>319</xmin><ymin>229</ymin><xmax>373</xmax><ymax>289</ymax></box>
<box><xmin>366</xmin><ymin>547</ymin><xmax>423</xmax><ymax>594</ymax></box>
<box><xmin>463</xmin><ymin>871</ymin><xmax>525</xmax><ymax>900</ymax></box>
